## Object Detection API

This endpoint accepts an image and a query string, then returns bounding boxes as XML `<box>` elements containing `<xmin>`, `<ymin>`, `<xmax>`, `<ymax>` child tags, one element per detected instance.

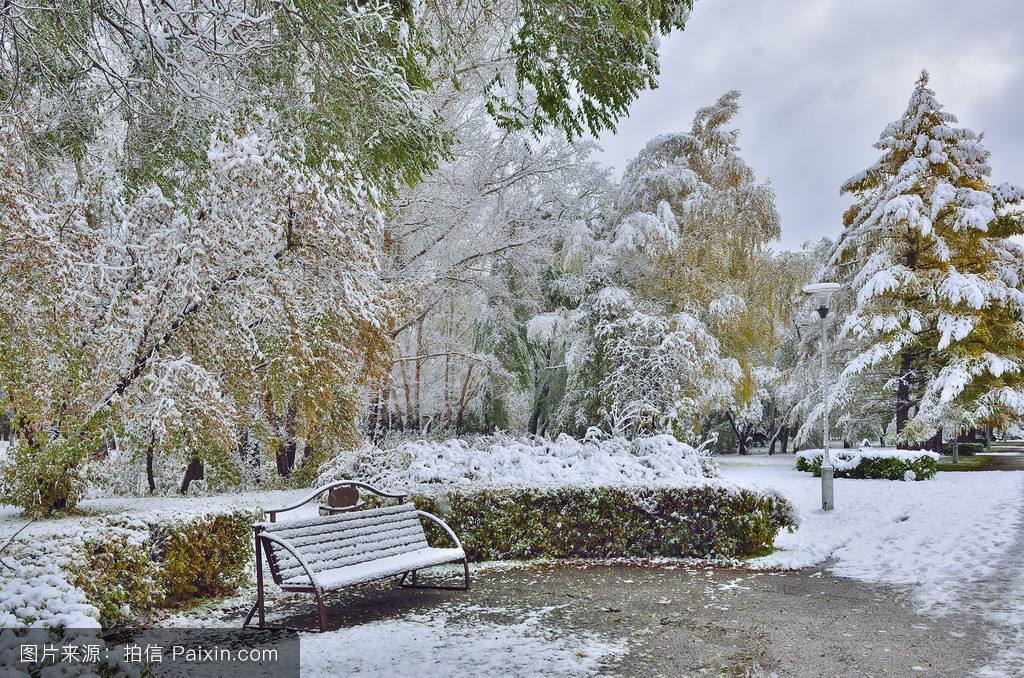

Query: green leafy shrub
<box><xmin>796</xmin><ymin>450</ymin><xmax>937</xmax><ymax>480</ymax></box>
<box><xmin>63</xmin><ymin>510</ymin><xmax>256</xmax><ymax>621</ymax></box>
<box><xmin>69</xmin><ymin>534</ymin><xmax>161</xmax><ymax>623</ymax></box>
<box><xmin>0</xmin><ymin>440</ymin><xmax>90</xmax><ymax>516</ymax></box>
<box><xmin>153</xmin><ymin>511</ymin><xmax>255</xmax><ymax>603</ymax></box>
<box><xmin>411</xmin><ymin>485</ymin><xmax>795</xmax><ymax>561</ymax></box>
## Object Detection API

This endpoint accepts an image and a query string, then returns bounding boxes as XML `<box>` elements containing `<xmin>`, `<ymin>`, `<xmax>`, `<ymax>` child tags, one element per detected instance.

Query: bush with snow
<box><xmin>796</xmin><ymin>448</ymin><xmax>938</xmax><ymax>481</ymax></box>
<box><xmin>0</xmin><ymin>509</ymin><xmax>256</xmax><ymax>631</ymax></box>
<box><xmin>319</xmin><ymin>433</ymin><xmax>718</xmax><ymax>490</ymax></box>
<box><xmin>320</xmin><ymin>434</ymin><xmax>795</xmax><ymax>561</ymax></box>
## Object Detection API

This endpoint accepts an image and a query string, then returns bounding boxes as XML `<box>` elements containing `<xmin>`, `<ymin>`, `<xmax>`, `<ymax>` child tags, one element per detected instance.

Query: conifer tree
<box><xmin>828</xmin><ymin>70</ymin><xmax>1024</xmax><ymax>446</ymax></box>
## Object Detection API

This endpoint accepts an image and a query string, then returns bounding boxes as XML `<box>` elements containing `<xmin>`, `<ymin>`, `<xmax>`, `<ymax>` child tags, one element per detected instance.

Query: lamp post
<box><xmin>803</xmin><ymin>282</ymin><xmax>842</xmax><ymax>512</ymax></box>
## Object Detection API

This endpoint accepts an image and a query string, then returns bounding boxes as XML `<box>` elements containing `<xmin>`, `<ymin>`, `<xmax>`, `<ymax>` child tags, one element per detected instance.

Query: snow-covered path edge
<box><xmin>717</xmin><ymin>455</ymin><xmax>1024</xmax><ymax>677</ymax></box>
<box><xmin>973</xmin><ymin>496</ymin><xmax>1024</xmax><ymax>677</ymax></box>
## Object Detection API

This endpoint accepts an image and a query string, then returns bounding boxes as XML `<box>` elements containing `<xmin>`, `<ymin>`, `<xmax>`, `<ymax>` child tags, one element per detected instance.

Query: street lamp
<box><xmin>803</xmin><ymin>282</ymin><xmax>842</xmax><ymax>512</ymax></box>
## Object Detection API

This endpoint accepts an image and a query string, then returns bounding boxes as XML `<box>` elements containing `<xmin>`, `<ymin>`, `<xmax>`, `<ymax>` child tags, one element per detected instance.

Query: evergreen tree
<box><xmin>827</xmin><ymin>70</ymin><xmax>1024</xmax><ymax>446</ymax></box>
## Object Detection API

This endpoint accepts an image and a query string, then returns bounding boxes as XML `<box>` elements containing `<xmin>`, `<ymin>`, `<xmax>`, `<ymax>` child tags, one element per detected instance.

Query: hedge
<box><xmin>68</xmin><ymin>510</ymin><xmax>256</xmax><ymax>624</ymax></box>
<box><xmin>411</xmin><ymin>485</ymin><xmax>796</xmax><ymax>561</ymax></box>
<box><xmin>796</xmin><ymin>449</ymin><xmax>938</xmax><ymax>481</ymax></box>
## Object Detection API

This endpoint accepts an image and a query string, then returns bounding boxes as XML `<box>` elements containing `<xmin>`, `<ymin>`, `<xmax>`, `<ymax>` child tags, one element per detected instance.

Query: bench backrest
<box><xmin>258</xmin><ymin>503</ymin><xmax>428</xmax><ymax>583</ymax></box>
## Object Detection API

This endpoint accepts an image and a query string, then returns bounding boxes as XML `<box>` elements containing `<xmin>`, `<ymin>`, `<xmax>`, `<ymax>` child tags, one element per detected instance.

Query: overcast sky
<box><xmin>596</xmin><ymin>0</ymin><xmax>1024</xmax><ymax>251</ymax></box>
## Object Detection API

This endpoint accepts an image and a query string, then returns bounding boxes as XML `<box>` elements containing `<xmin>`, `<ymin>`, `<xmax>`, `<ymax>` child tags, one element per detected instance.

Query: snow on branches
<box><xmin>0</xmin><ymin>122</ymin><xmax>399</xmax><ymax>512</ymax></box>
<box><xmin>548</xmin><ymin>91</ymin><xmax>793</xmax><ymax>443</ymax></box>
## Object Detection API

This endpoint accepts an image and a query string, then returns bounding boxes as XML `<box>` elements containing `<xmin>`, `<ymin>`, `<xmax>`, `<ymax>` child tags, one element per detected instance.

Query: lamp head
<box><xmin>803</xmin><ymin>282</ymin><xmax>841</xmax><ymax>316</ymax></box>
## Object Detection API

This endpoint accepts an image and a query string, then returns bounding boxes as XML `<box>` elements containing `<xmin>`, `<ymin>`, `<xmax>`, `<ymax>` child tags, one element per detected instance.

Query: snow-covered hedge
<box><xmin>321</xmin><ymin>433</ymin><xmax>718</xmax><ymax>489</ymax></box>
<box><xmin>413</xmin><ymin>485</ymin><xmax>795</xmax><ymax>561</ymax></box>
<box><xmin>1</xmin><ymin>509</ymin><xmax>256</xmax><ymax>629</ymax></box>
<box><xmin>319</xmin><ymin>434</ymin><xmax>793</xmax><ymax>561</ymax></box>
<box><xmin>796</xmin><ymin>448</ymin><xmax>939</xmax><ymax>481</ymax></box>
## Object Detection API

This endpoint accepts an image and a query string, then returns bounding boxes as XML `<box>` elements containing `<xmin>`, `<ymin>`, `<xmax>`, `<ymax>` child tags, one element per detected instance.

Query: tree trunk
<box><xmin>528</xmin><ymin>381</ymin><xmax>550</xmax><ymax>435</ymax></box>
<box><xmin>442</xmin><ymin>353</ymin><xmax>451</xmax><ymax>430</ymax></box>
<box><xmin>455</xmin><ymin>363</ymin><xmax>476</xmax><ymax>435</ymax></box>
<box><xmin>145</xmin><ymin>439</ymin><xmax>156</xmax><ymax>495</ymax></box>
<box><xmin>726</xmin><ymin>411</ymin><xmax>746</xmax><ymax>455</ymax></box>
<box><xmin>780</xmin><ymin>426</ymin><xmax>790</xmax><ymax>454</ymax></box>
<box><xmin>275</xmin><ymin>403</ymin><xmax>297</xmax><ymax>477</ymax></box>
<box><xmin>895</xmin><ymin>350</ymin><xmax>914</xmax><ymax>448</ymax></box>
<box><xmin>399</xmin><ymin>353</ymin><xmax>414</xmax><ymax>430</ymax></box>
<box><xmin>179</xmin><ymin>458</ymin><xmax>204</xmax><ymax>495</ymax></box>
<box><xmin>413</xmin><ymin>316</ymin><xmax>425</xmax><ymax>432</ymax></box>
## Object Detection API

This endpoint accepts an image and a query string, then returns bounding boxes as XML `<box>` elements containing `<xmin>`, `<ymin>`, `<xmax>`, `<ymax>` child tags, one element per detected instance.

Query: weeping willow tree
<box><xmin>548</xmin><ymin>91</ymin><xmax>795</xmax><ymax>443</ymax></box>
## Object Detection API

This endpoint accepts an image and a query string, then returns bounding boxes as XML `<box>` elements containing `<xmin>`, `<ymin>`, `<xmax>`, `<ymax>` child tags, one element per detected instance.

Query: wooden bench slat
<box><xmin>291</xmin><ymin>547</ymin><xmax>465</xmax><ymax>590</ymax></box>
<box><xmin>279</xmin><ymin>513</ymin><xmax>424</xmax><ymax>546</ymax></box>
<box><xmin>261</xmin><ymin>503</ymin><xmax>414</xmax><ymax>533</ymax></box>
<box><xmin>287</xmin><ymin>528</ymin><xmax>428</xmax><ymax>567</ymax></box>
<box><xmin>271</xmin><ymin>530</ymin><xmax>431</xmax><ymax>579</ymax></box>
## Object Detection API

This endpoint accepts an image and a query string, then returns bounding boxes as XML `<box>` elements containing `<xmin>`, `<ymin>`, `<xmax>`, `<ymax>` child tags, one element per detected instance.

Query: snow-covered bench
<box><xmin>243</xmin><ymin>481</ymin><xmax>469</xmax><ymax>631</ymax></box>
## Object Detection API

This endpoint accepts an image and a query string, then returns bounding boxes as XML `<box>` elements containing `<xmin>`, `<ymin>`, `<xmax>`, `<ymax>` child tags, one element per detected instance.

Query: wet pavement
<box><xmin>230</xmin><ymin>561</ymin><xmax>994</xmax><ymax>677</ymax></box>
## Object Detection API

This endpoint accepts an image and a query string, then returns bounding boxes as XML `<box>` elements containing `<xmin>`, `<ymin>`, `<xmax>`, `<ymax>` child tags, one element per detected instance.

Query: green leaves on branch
<box><xmin>488</xmin><ymin>0</ymin><xmax>693</xmax><ymax>138</ymax></box>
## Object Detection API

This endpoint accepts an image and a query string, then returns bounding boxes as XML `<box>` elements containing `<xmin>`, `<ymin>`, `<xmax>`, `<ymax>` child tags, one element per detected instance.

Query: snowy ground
<box><xmin>0</xmin><ymin>487</ymin><xmax>313</xmax><ymax>538</ymax></box>
<box><xmin>300</xmin><ymin>604</ymin><xmax>626</xmax><ymax>677</ymax></box>
<box><xmin>719</xmin><ymin>453</ymin><xmax>1024</xmax><ymax>676</ymax></box>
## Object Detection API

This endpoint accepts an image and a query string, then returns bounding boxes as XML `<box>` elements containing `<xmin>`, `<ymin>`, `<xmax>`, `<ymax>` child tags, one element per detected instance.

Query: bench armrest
<box><xmin>264</xmin><ymin>481</ymin><xmax>408</xmax><ymax>522</ymax></box>
<box><xmin>259</xmin><ymin>532</ymin><xmax>321</xmax><ymax>590</ymax></box>
<box><xmin>416</xmin><ymin>510</ymin><xmax>465</xmax><ymax>553</ymax></box>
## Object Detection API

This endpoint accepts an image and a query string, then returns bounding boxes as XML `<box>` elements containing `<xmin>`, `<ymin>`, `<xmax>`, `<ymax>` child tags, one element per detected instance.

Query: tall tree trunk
<box><xmin>780</xmin><ymin>425</ymin><xmax>790</xmax><ymax>454</ymax></box>
<box><xmin>145</xmin><ymin>439</ymin><xmax>156</xmax><ymax>495</ymax></box>
<box><xmin>413</xmin><ymin>316</ymin><xmax>425</xmax><ymax>432</ymax></box>
<box><xmin>528</xmin><ymin>381</ymin><xmax>550</xmax><ymax>436</ymax></box>
<box><xmin>399</xmin><ymin>353</ymin><xmax>414</xmax><ymax>430</ymax></box>
<box><xmin>726</xmin><ymin>411</ymin><xmax>747</xmax><ymax>455</ymax></box>
<box><xmin>455</xmin><ymin>363</ymin><xmax>476</xmax><ymax>435</ymax></box>
<box><xmin>895</xmin><ymin>350</ymin><xmax>914</xmax><ymax>448</ymax></box>
<box><xmin>276</xmin><ymin>402</ymin><xmax>297</xmax><ymax>477</ymax></box>
<box><xmin>443</xmin><ymin>352</ymin><xmax>452</xmax><ymax>430</ymax></box>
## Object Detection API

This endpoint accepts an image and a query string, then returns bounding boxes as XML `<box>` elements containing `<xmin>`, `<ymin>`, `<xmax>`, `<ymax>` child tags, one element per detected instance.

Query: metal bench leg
<box><xmin>313</xmin><ymin>588</ymin><xmax>327</xmax><ymax>632</ymax></box>
<box><xmin>399</xmin><ymin>563</ymin><xmax>471</xmax><ymax>591</ymax></box>
<box><xmin>244</xmin><ymin>537</ymin><xmax>267</xmax><ymax>628</ymax></box>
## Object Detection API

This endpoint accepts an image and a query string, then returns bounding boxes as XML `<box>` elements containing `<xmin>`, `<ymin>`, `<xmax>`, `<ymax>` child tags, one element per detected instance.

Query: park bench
<box><xmin>243</xmin><ymin>480</ymin><xmax>469</xmax><ymax>632</ymax></box>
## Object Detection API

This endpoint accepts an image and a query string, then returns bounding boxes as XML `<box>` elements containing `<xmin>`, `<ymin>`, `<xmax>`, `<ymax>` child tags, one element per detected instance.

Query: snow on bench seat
<box><xmin>306</xmin><ymin>547</ymin><xmax>465</xmax><ymax>590</ymax></box>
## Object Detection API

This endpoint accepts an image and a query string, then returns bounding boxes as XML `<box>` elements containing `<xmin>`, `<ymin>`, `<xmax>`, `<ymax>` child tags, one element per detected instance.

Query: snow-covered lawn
<box><xmin>0</xmin><ymin>488</ymin><xmax>314</xmax><ymax>539</ymax></box>
<box><xmin>718</xmin><ymin>454</ymin><xmax>1024</xmax><ymax>611</ymax></box>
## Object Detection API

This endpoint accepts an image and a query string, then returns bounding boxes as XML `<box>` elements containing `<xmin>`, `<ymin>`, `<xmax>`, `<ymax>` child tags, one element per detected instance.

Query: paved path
<box><xmin>236</xmin><ymin>562</ymin><xmax>993</xmax><ymax>677</ymax></box>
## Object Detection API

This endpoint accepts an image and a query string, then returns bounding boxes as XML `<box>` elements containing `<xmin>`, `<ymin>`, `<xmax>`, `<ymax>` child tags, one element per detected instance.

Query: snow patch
<box><xmin>300</xmin><ymin>605</ymin><xmax>627</xmax><ymax>676</ymax></box>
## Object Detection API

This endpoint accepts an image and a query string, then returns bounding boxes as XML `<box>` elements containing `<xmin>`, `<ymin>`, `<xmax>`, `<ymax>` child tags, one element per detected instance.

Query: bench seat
<box><xmin>296</xmin><ymin>547</ymin><xmax>465</xmax><ymax>591</ymax></box>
